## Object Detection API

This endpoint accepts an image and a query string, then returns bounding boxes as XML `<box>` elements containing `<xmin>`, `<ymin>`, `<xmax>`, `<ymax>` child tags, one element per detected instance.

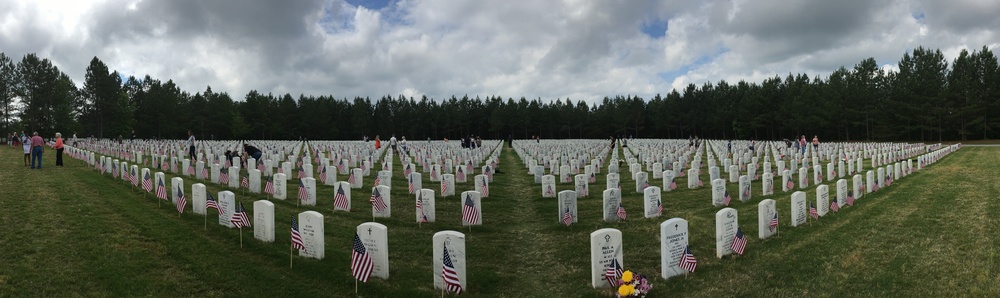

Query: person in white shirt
<box><xmin>400</xmin><ymin>136</ymin><xmax>408</xmax><ymax>153</ymax></box>
<box><xmin>389</xmin><ymin>135</ymin><xmax>398</xmax><ymax>153</ymax></box>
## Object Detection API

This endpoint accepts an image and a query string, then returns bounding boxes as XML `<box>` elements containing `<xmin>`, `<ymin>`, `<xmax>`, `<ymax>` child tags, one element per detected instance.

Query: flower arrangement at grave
<box><xmin>614</xmin><ymin>270</ymin><xmax>652</xmax><ymax>298</ymax></box>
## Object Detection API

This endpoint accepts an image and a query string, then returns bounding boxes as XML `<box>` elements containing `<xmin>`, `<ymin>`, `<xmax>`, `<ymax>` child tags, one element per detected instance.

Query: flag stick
<box><xmin>240</xmin><ymin>227</ymin><xmax>243</xmax><ymax>248</ymax></box>
<box><xmin>290</xmin><ymin>243</ymin><xmax>293</xmax><ymax>269</ymax></box>
<box><xmin>204</xmin><ymin>212</ymin><xmax>207</xmax><ymax>230</ymax></box>
<box><xmin>355</xmin><ymin>279</ymin><xmax>358</xmax><ymax>295</ymax></box>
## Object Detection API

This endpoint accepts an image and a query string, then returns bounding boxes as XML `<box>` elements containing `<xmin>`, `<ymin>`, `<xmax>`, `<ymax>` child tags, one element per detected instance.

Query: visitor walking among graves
<box><xmin>30</xmin><ymin>132</ymin><xmax>44</xmax><ymax>169</ymax></box>
<box><xmin>812</xmin><ymin>135</ymin><xmax>819</xmax><ymax>149</ymax></box>
<box><xmin>389</xmin><ymin>135</ymin><xmax>398</xmax><ymax>153</ymax></box>
<box><xmin>400</xmin><ymin>136</ymin><xmax>407</xmax><ymax>153</ymax></box>
<box><xmin>187</xmin><ymin>130</ymin><xmax>196</xmax><ymax>160</ymax></box>
<box><xmin>374</xmin><ymin>135</ymin><xmax>381</xmax><ymax>149</ymax></box>
<box><xmin>799</xmin><ymin>135</ymin><xmax>807</xmax><ymax>154</ymax></box>
<box><xmin>53</xmin><ymin>132</ymin><xmax>64</xmax><ymax>167</ymax></box>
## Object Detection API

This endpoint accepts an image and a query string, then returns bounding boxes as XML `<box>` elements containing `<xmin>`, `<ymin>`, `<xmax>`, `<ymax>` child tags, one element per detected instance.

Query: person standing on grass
<box><xmin>389</xmin><ymin>134</ymin><xmax>398</xmax><ymax>153</ymax></box>
<box><xmin>812</xmin><ymin>135</ymin><xmax>819</xmax><ymax>150</ymax></box>
<box><xmin>54</xmin><ymin>132</ymin><xmax>64</xmax><ymax>167</ymax></box>
<box><xmin>799</xmin><ymin>135</ymin><xmax>807</xmax><ymax>154</ymax></box>
<box><xmin>374</xmin><ymin>135</ymin><xmax>381</xmax><ymax>150</ymax></box>
<box><xmin>30</xmin><ymin>132</ymin><xmax>44</xmax><ymax>169</ymax></box>
<box><xmin>22</xmin><ymin>133</ymin><xmax>31</xmax><ymax>166</ymax></box>
<box><xmin>187</xmin><ymin>130</ymin><xmax>196</xmax><ymax>161</ymax></box>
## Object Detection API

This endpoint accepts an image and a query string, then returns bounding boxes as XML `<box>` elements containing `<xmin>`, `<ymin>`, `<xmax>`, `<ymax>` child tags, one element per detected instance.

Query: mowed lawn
<box><xmin>0</xmin><ymin>143</ymin><xmax>995</xmax><ymax>297</ymax></box>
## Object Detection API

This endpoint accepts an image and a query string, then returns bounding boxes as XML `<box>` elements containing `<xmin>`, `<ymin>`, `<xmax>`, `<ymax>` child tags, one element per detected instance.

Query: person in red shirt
<box><xmin>30</xmin><ymin>131</ymin><xmax>44</xmax><ymax>169</ymax></box>
<box><xmin>54</xmin><ymin>132</ymin><xmax>64</xmax><ymax>167</ymax></box>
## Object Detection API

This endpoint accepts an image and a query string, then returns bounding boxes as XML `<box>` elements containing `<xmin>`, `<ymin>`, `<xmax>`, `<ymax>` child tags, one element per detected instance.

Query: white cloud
<box><xmin>0</xmin><ymin>0</ymin><xmax>997</xmax><ymax>103</ymax></box>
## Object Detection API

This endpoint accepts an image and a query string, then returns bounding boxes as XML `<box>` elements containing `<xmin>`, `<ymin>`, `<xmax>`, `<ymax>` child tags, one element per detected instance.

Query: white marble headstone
<box><xmin>757</xmin><ymin>199</ymin><xmax>777</xmax><ymax>240</ymax></box>
<box><xmin>416</xmin><ymin>188</ymin><xmax>435</xmax><ymax>222</ymax></box>
<box><xmin>297</xmin><ymin>211</ymin><xmax>325</xmax><ymax>260</ymax></box>
<box><xmin>357</xmin><ymin>222</ymin><xmax>389</xmax><ymax>280</ymax></box>
<box><xmin>660</xmin><ymin>218</ymin><xmax>689</xmax><ymax>280</ymax></box>
<box><xmin>715</xmin><ymin>208</ymin><xmax>739</xmax><ymax>258</ymax></box>
<box><xmin>253</xmin><ymin>200</ymin><xmax>274</xmax><ymax>242</ymax></box>
<box><xmin>590</xmin><ymin>228</ymin><xmax>623</xmax><ymax>288</ymax></box>
<box><xmin>433</xmin><ymin>231</ymin><xmax>466</xmax><ymax>292</ymax></box>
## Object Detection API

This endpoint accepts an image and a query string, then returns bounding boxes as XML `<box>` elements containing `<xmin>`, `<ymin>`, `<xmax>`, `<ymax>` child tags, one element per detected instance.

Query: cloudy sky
<box><xmin>1</xmin><ymin>0</ymin><xmax>998</xmax><ymax>103</ymax></box>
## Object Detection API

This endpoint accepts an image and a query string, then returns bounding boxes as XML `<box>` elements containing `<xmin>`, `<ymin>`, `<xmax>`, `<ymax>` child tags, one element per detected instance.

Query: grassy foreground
<box><xmin>0</xmin><ymin>143</ymin><xmax>994</xmax><ymax>297</ymax></box>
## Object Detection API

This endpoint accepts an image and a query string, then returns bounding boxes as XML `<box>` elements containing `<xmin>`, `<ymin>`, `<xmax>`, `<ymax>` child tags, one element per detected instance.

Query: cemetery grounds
<box><xmin>0</xmin><ymin>144</ymin><xmax>998</xmax><ymax>297</ymax></box>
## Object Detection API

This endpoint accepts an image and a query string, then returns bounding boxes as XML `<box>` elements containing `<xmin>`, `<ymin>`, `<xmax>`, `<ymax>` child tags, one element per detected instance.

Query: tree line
<box><xmin>0</xmin><ymin>46</ymin><xmax>997</xmax><ymax>142</ymax></box>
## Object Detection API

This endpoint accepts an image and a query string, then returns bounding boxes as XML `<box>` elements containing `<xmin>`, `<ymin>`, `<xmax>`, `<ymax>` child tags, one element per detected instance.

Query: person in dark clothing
<box><xmin>244</xmin><ymin>143</ymin><xmax>262</xmax><ymax>160</ymax></box>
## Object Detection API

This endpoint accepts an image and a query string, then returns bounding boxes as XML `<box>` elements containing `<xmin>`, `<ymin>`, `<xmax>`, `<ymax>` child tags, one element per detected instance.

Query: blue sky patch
<box><xmin>347</xmin><ymin>0</ymin><xmax>392</xmax><ymax>10</ymax></box>
<box><xmin>641</xmin><ymin>19</ymin><xmax>668</xmax><ymax>38</ymax></box>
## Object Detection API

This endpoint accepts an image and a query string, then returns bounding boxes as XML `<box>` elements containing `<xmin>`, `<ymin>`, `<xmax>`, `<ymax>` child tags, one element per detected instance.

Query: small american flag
<box><xmin>769</xmin><ymin>212</ymin><xmax>778</xmax><ymax>232</ymax></box>
<box><xmin>219</xmin><ymin>168</ymin><xmax>230</xmax><ymax>185</ymax></box>
<box><xmin>562</xmin><ymin>208</ymin><xmax>573</xmax><ymax>226</ymax></box>
<box><xmin>616</xmin><ymin>203</ymin><xmax>627</xmax><ymax>220</ymax></box>
<box><xmin>809</xmin><ymin>203</ymin><xmax>819</xmax><ymax>219</ymax></box>
<box><xmin>202</xmin><ymin>166</ymin><xmax>208</xmax><ymax>179</ymax></box>
<box><xmin>206</xmin><ymin>193</ymin><xmax>221</xmax><ymax>216</ymax></box>
<box><xmin>669</xmin><ymin>180</ymin><xmax>677</xmax><ymax>190</ymax></box>
<box><xmin>142</xmin><ymin>172</ymin><xmax>153</xmax><ymax>193</ymax></box>
<box><xmin>373</xmin><ymin>175</ymin><xmax>381</xmax><ymax>187</ymax></box>
<box><xmin>290</xmin><ymin>217</ymin><xmax>306</xmax><ymax>250</ymax></box>
<box><xmin>743</xmin><ymin>186</ymin><xmax>751</xmax><ymax>201</ymax></box>
<box><xmin>348</xmin><ymin>173</ymin><xmax>357</xmax><ymax>185</ymax></box>
<box><xmin>155</xmin><ymin>179</ymin><xmax>167</xmax><ymax>200</ymax></box>
<box><xmin>723</xmin><ymin>191</ymin><xmax>731</xmax><ymax>206</ymax></box>
<box><xmin>731</xmin><ymin>227</ymin><xmax>747</xmax><ymax>255</ymax></box>
<box><xmin>462</xmin><ymin>194</ymin><xmax>479</xmax><ymax>224</ymax></box>
<box><xmin>830</xmin><ymin>198</ymin><xmax>839</xmax><ymax>212</ymax></box>
<box><xmin>416</xmin><ymin>191</ymin><xmax>426</xmax><ymax>219</ymax></box>
<box><xmin>176</xmin><ymin>185</ymin><xmax>187</xmax><ymax>213</ymax></box>
<box><xmin>456</xmin><ymin>168</ymin><xmax>465</xmax><ymax>181</ymax></box>
<box><xmin>370</xmin><ymin>187</ymin><xmax>387</xmax><ymax>212</ymax></box>
<box><xmin>656</xmin><ymin>199</ymin><xmax>663</xmax><ymax>215</ymax></box>
<box><xmin>441</xmin><ymin>181</ymin><xmax>449</xmax><ymax>194</ymax></box>
<box><xmin>231</xmin><ymin>202</ymin><xmax>251</xmax><ymax>228</ymax></box>
<box><xmin>264</xmin><ymin>176</ymin><xmax>274</xmax><ymax>194</ymax></box>
<box><xmin>442</xmin><ymin>244</ymin><xmax>463</xmax><ymax>294</ymax></box>
<box><xmin>698</xmin><ymin>179</ymin><xmax>703</xmax><ymax>187</ymax></box>
<box><xmin>480</xmin><ymin>177</ymin><xmax>489</xmax><ymax>197</ymax></box>
<box><xmin>297</xmin><ymin>180</ymin><xmax>308</xmax><ymax>201</ymax></box>
<box><xmin>319</xmin><ymin>166</ymin><xmax>327</xmax><ymax>182</ymax></box>
<box><xmin>604</xmin><ymin>258</ymin><xmax>623</xmax><ymax>287</ymax></box>
<box><xmin>351</xmin><ymin>233</ymin><xmax>374</xmax><ymax>283</ymax></box>
<box><xmin>847</xmin><ymin>191</ymin><xmax>855</xmax><ymax>206</ymax></box>
<box><xmin>334</xmin><ymin>185</ymin><xmax>349</xmax><ymax>210</ymax></box>
<box><xmin>297</xmin><ymin>166</ymin><xmax>305</xmax><ymax>179</ymax></box>
<box><xmin>678</xmin><ymin>245</ymin><xmax>697</xmax><ymax>272</ymax></box>
<box><xmin>188</xmin><ymin>165</ymin><xmax>195</xmax><ymax>176</ymax></box>
<box><xmin>257</xmin><ymin>163</ymin><xmax>265</xmax><ymax>173</ymax></box>
<box><xmin>786</xmin><ymin>180</ymin><xmax>794</xmax><ymax>190</ymax></box>
<box><xmin>241</xmin><ymin>175</ymin><xmax>249</xmax><ymax>189</ymax></box>
<box><xmin>408</xmin><ymin>176</ymin><xmax>414</xmax><ymax>193</ymax></box>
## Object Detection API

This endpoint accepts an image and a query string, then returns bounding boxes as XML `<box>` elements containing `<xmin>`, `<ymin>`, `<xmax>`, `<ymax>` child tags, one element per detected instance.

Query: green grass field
<box><xmin>0</xmin><ymin>143</ymin><xmax>993</xmax><ymax>297</ymax></box>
